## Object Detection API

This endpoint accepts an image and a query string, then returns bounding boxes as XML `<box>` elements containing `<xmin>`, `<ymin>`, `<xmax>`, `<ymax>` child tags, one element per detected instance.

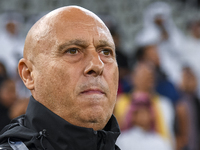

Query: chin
<box><xmin>81</xmin><ymin>108</ymin><xmax>111</xmax><ymax>130</ymax></box>
<box><xmin>87</xmin><ymin>108</ymin><xmax>105</xmax><ymax>122</ymax></box>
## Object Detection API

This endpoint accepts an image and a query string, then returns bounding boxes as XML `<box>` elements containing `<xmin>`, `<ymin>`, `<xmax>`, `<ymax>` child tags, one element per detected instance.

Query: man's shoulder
<box><xmin>0</xmin><ymin>115</ymin><xmax>54</xmax><ymax>150</ymax></box>
<box><xmin>0</xmin><ymin>115</ymin><xmax>31</xmax><ymax>150</ymax></box>
<box><xmin>0</xmin><ymin>115</ymin><xmax>26</xmax><ymax>138</ymax></box>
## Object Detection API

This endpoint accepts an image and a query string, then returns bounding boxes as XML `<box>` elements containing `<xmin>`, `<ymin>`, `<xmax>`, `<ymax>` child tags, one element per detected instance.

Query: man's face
<box><xmin>132</xmin><ymin>63</ymin><xmax>155</xmax><ymax>92</ymax></box>
<box><xmin>144</xmin><ymin>45</ymin><xmax>160</xmax><ymax>67</ymax></box>
<box><xmin>30</xmin><ymin>8</ymin><xmax>119</xmax><ymax>130</ymax></box>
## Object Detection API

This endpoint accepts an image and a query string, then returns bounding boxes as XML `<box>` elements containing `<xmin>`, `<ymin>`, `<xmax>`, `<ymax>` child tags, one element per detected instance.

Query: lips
<box><xmin>80</xmin><ymin>88</ymin><xmax>105</xmax><ymax>95</ymax></box>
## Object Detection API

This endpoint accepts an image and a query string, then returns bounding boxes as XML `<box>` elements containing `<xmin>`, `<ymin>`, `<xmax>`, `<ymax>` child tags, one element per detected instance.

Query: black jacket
<box><xmin>0</xmin><ymin>96</ymin><xmax>121</xmax><ymax>150</ymax></box>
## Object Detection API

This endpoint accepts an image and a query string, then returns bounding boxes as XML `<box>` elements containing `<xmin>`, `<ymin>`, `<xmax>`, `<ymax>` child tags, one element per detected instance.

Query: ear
<box><xmin>18</xmin><ymin>58</ymin><xmax>34</xmax><ymax>90</ymax></box>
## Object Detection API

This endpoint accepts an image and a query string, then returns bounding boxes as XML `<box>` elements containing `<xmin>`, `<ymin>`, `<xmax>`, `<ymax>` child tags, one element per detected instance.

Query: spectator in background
<box><xmin>110</xmin><ymin>26</ymin><xmax>131</xmax><ymax>94</ymax></box>
<box><xmin>134</xmin><ymin>44</ymin><xmax>180</xmax><ymax>105</ymax></box>
<box><xmin>0</xmin><ymin>79</ymin><xmax>17</xmax><ymax>131</ymax></box>
<box><xmin>0</xmin><ymin>12</ymin><xmax>31</xmax><ymax>99</ymax></box>
<box><xmin>114</xmin><ymin>63</ymin><xmax>175</xmax><ymax>148</ymax></box>
<box><xmin>0</xmin><ymin>62</ymin><xmax>29</xmax><ymax>130</ymax></box>
<box><xmin>117</xmin><ymin>92</ymin><xmax>172</xmax><ymax>150</ymax></box>
<box><xmin>0</xmin><ymin>11</ymin><xmax>25</xmax><ymax>79</ymax></box>
<box><xmin>175</xmin><ymin>67</ymin><xmax>200</xmax><ymax>150</ymax></box>
<box><xmin>136</xmin><ymin>1</ymin><xmax>185</xmax><ymax>85</ymax></box>
<box><xmin>182</xmin><ymin>19</ymin><xmax>200</xmax><ymax>98</ymax></box>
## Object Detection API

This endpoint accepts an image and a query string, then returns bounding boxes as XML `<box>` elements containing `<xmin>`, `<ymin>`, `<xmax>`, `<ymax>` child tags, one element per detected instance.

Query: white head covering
<box><xmin>0</xmin><ymin>11</ymin><xmax>25</xmax><ymax>36</ymax></box>
<box><xmin>135</xmin><ymin>2</ymin><xmax>185</xmax><ymax>85</ymax></box>
<box><xmin>0</xmin><ymin>11</ymin><xmax>25</xmax><ymax>78</ymax></box>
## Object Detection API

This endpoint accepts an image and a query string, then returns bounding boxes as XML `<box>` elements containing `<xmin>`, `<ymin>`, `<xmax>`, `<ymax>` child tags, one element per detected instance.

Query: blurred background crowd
<box><xmin>0</xmin><ymin>0</ymin><xmax>200</xmax><ymax>150</ymax></box>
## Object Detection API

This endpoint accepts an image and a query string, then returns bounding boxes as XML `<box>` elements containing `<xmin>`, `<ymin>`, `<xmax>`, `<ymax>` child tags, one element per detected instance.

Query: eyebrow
<box><xmin>97</xmin><ymin>40</ymin><xmax>115</xmax><ymax>50</ymax></box>
<box><xmin>58</xmin><ymin>39</ymin><xmax>89</xmax><ymax>52</ymax></box>
<box><xmin>58</xmin><ymin>39</ymin><xmax>115</xmax><ymax>52</ymax></box>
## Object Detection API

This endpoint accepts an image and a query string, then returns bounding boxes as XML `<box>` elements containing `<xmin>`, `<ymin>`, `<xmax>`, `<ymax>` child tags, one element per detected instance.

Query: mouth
<box><xmin>80</xmin><ymin>88</ymin><xmax>105</xmax><ymax>95</ymax></box>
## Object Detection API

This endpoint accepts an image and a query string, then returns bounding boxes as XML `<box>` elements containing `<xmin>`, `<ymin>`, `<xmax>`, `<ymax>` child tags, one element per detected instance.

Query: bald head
<box><xmin>24</xmin><ymin>6</ymin><xmax>110</xmax><ymax>62</ymax></box>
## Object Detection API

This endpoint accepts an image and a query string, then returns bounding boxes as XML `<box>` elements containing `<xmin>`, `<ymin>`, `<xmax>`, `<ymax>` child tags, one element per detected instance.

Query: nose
<box><xmin>84</xmin><ymin>50</ymin><xmax>104</xmax><ymax>77</ymax></box>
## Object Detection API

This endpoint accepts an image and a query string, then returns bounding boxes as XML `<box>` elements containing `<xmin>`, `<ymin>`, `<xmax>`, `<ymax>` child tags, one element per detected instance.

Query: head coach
<box><xmin>0</xmin><ymin>6</ymin><xmax>120</xmax><ymax>150</ymax></box>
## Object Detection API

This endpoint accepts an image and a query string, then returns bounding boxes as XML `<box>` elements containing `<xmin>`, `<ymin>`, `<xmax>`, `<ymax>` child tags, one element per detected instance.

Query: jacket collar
<box><xmin>25</xmin><ymin>96</ymin><xmax>120</xmax><ymax>150</ymax></box>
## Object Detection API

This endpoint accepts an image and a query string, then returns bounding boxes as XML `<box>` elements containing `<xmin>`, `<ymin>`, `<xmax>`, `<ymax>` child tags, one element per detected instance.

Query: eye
<box><xmin>101</xmin><ymin>49</ymin><xmax>112</xmax><ymax>56</ymax></box>
<box><xmin>66</xmin><ymin>48</ymin><xmax>79</xmax><ymax>54</ymax></box>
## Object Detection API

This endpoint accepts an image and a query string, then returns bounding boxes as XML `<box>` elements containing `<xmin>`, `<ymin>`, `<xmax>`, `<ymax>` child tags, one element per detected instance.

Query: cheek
<box><xmin>47</xmin><ymin>63</ymin><xmax>76</xmax><ymax>94</ymax></box>
<box><xmin>34</xmin><ymin>60</ymin><xmax>76</xmax><ymax>102</ymax></box>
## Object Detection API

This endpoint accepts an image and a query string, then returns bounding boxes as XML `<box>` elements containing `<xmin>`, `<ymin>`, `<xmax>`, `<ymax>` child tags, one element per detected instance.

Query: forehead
<box><xmin>56</xmin><ymin>23</ymin><xmax>111</xmax><ymax>42</ymax></box>
<box><xmin>46</xmin><ymin>7</ymin><xmax>113</xmax><ymax>46</ymax></box>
